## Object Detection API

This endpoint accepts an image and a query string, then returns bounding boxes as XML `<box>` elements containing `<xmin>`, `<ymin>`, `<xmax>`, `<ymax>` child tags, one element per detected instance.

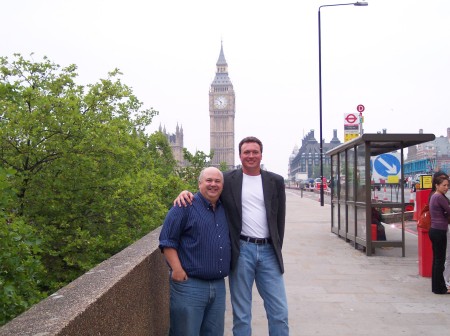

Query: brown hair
<box><xmin>432</xmin><ymin>172</ymin><xmax>449</xmax><ymax>192</ymax></box>
<box><xmin>238</xmin><ymin>136</ymin><xmax>263</xmax><ymax>155</ymax></box>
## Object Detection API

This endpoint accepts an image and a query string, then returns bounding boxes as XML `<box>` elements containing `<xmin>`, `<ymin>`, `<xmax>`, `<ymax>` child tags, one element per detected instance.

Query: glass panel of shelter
<box><xmin>347</xmin><ymin>148</ymin><xmax>356</xmax><ymax>240</ymax></box>
<box><xmin>339</xmin><ymin>151</ymin><xmax>346</xmax><ymax>238</ymax></box>
<box><xmin>356</xmin><ymin>144</ymin><xmax>367</xmax><ymax>243</ymax></box>
<box><xmin>331</xmin><ymin>155</ymin><xmax>339</xmax><ymax>234</ymax></box>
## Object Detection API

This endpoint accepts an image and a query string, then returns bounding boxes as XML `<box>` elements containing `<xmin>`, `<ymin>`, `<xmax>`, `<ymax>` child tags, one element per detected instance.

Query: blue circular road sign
<box><xmin>373</xmin><ymin>153</ymin><xmax>401</xmax><ymax>177</ymax></box>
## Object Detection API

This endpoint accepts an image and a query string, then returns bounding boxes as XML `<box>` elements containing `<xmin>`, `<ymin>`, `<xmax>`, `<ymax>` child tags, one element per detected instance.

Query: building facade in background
<box><xmin>288</xmin><ymin>129</ymin><xmax>341</xmax><ymax>182</ymax></box>
<box><xmin>289</xmin><ymin>127</ymin><xmax>450</xmax><ymax>182</ymax></box>
<box><xmin>405</xmin><ymin>127</ymin><xmax>450</xmax><ymax>175</ymax></box>
<box><xmin>209</xmin><ymin>42</ymin><xmax>235</xmax><ymax>170</ymax></box>
<box><xmin>159</xmin><ymin>124</ymin><xmax>185</xmax><ymax>167</ymax></box>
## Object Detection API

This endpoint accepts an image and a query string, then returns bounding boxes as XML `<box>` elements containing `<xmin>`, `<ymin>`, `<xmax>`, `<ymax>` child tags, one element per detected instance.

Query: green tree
<box><xmin>0</xmin><ymin>167</ymin><xmax>46</xmax><ymax>325</ymax></box>
<box><xmin>0</xmin><ymin>54</ymin><xmax>186</xmax><ymax>303</ymax></box>
<box><xmin>219</xmin><ymin>162</ymin><xmax>228</xmax><ymax>172</ymax></box>
<box><xmin>178</xmin><ymin>149</ymin><xmax>213</xmax><ymax>191</ymax></box>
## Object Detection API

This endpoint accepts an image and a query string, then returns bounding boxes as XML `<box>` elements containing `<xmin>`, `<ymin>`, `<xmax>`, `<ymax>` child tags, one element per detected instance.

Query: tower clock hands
<box><xmin>214</xmin><ymin>96</ymin><xmax>228</xmax><ymax>109</ymax></box>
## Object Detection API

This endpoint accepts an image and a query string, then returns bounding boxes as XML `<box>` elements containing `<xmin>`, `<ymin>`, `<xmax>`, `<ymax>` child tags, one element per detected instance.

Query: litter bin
<box><xmin>418</xmin><ymin>227</ymin><xmax>432</xmax><ymax>277</ymax></box>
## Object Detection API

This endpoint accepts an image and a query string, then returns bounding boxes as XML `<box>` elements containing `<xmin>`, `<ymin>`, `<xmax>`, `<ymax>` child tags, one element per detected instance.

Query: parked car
<box><xmin>314</xmin><ymin>177</ymin><xmax>328</xmax><ymax>191</ymax></box>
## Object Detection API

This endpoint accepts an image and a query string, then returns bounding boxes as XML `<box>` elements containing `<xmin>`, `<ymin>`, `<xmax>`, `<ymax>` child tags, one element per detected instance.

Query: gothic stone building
<box><xmin>159</xmin><ymin>124</ymin><xmax>185</xmax><ymax>167</ymax></box>
<box><xmin>288</xmin><ymin>129</ymin><xmax>342</xmax><ymax>181</ymax></box>
<box><xmin>209</xmin><ymin>42</ymin><xmax>235</xmax><ymax>170</ymax></box>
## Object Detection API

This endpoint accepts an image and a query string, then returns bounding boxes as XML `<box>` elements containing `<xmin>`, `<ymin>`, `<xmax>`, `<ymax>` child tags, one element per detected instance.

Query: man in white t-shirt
<box><xmin>175</xmin><ymin>136</ymin><xmax>289</xmax><ymax>335</ymax></box>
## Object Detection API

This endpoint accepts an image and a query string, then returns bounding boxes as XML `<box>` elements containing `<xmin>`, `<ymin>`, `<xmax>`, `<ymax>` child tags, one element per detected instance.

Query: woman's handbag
<box><xmin>417</xmin><ymin>204</ymin><xmax>431</xmax><ymax>230</ymax></box>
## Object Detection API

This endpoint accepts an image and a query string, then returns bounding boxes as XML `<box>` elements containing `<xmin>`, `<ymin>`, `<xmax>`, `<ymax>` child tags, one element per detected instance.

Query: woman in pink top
<box><xmin>428</xmin><ymin>175</ymin><xmax>450</xmax><ymax>294</ymax></box>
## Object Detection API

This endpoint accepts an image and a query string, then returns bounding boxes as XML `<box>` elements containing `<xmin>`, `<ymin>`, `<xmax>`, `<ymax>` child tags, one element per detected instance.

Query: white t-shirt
<box><xmin>241</xmin><ymin>173</ymin><xmax>269</xmax><ymax>238</ymax></box>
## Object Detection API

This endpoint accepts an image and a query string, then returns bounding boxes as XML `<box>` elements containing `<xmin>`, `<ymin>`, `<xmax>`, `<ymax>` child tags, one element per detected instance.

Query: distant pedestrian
<box><xmin>371</xmin><ymin>207</ymin><xmax>386</xmax><ymax>241</ymax></box>
<box><xmin>430</xmin><ymin>171</ymin><xmax>450</xmax><ymax>291</ymax></box>
<box><xmin>428</xmin><ymin>174</ymin><xmax>450</xmax><ymax>294</ymax></box>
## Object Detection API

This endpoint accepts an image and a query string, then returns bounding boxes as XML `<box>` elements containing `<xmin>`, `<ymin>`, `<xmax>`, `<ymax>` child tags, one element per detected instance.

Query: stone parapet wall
<box><xmin>0</xmin><ymin>227</ymin><xmax>169</xmax><ymax>336</ymax></box>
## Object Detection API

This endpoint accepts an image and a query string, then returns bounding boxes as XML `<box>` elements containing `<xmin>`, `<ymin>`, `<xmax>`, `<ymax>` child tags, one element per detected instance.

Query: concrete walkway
<box><xmin>224</xmin><ymin>189</ymin><xmax>450</xmax><ymax>336</ymax></box>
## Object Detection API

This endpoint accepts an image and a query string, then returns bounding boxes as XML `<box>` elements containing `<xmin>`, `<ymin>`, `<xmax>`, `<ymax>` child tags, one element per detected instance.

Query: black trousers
<box><xmin>429</xmin><ymin>228</ymin><xmax>448</xmax><ymax>294</ymax></box>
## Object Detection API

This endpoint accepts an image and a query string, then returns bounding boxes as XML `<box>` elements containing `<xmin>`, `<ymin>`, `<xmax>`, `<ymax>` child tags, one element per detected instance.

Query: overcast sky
<box><xmin>2</xmin><ymin>0</ymin><xmax>449</xmax><ymax>178</ymax></box>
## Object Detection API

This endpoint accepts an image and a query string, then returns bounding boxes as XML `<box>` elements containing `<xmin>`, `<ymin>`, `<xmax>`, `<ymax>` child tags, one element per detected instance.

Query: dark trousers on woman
<box><xmin>428</xmin><ymin>228</ymin><xmax>448</xmax><ymax>294</ymax></box>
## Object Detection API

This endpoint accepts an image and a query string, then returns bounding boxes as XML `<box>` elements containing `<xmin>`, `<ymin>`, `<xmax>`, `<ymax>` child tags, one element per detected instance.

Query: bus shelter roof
<box><xmin>326</xmin><ymin>133</ymin><xmax>436</xmax><ymax>157</ymax></box>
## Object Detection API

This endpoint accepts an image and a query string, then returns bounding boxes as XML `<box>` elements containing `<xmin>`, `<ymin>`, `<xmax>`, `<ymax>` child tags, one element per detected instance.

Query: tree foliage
<box><xmin>219</xmin><ymin>162</ymin><xmax>228</xmax><ymax>172</ymax></box>
<box><xmin>178</xmin><ymin>148</ymin><xmax>213</xmax><ymax>191</ymax></box>
<box><xmin>0</xmin><ymin>54</ymin><xmax>188</xmax><ymax>324</ymax></box>
<box><xmin>0</xmin><ymin>167</ymin><xmax>46</xmax><ymax>325</ymax></box>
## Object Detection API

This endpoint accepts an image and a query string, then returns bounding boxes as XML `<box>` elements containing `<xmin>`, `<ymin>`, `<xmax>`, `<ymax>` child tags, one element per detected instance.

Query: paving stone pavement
<box><xmin>224</xmin><ymin>189</ymin><xmax>450</xmax><ymax>336</ymax></box>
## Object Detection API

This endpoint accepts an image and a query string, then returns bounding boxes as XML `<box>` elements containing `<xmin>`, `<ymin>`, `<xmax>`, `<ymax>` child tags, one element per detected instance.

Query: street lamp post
<box><xmin>318</xmin><ymin>1</ymin><xmax>368</xmax><ymax>206</ymax></box>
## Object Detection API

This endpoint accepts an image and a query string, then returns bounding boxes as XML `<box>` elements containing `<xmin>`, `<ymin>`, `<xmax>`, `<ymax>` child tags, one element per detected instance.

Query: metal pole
<box><xmin>318</xmin><ymin>8</ymin><xmax>324</xmax><ymax>206</ymax></box>
<box><xmin>317</xmin><ymin>1</ymin><xmax>368</xmax><ymax>207</ymax></box>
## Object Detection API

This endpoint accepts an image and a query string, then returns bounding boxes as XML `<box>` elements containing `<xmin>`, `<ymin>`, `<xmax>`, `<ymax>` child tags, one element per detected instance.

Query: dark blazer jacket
<box><xmin>221</xmin><ymin>169</ymin><xmax>286</xmax><ymax>273</ymax></box>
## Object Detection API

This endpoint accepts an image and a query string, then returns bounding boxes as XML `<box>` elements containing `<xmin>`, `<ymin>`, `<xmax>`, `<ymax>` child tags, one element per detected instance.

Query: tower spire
<box><xmin>217</xmin><ymin>40</ymin><xmax>227</xmax><ymax>66</ymax></box>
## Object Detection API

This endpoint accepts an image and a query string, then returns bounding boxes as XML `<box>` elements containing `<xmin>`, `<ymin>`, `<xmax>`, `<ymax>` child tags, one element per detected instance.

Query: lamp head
<box><xmin>354</xmin><ymin>1</ymin><xmax>368</xmax><ymax>6</ymax></box>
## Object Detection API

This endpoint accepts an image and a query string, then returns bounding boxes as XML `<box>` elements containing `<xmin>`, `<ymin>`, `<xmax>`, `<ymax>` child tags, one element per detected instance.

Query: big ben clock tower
<box><xmin>209</xmin><ymin>42</ymin><xmax>235</xmax><ymax>170</ymax></box>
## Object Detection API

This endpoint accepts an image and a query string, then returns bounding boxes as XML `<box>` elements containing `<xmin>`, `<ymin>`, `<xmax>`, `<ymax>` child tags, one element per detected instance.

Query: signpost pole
<box><xmin>357</xmin><ymin>104</ymin><xmax>365</xmax><ymax>136</ymax></box>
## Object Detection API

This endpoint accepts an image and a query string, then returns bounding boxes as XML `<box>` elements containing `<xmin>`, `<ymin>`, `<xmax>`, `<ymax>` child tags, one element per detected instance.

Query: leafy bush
<box><xmin>0</xmin><ymin>167</ymin><xmax>46</xmax><ymax>325</ymax></box>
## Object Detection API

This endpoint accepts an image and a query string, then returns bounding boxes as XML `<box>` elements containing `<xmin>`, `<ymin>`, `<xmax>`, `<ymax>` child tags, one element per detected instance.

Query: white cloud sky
<box><xmin>2</xmin><ymin>0</ymin><xmax>449</xmax><ymax>178</ymax></box>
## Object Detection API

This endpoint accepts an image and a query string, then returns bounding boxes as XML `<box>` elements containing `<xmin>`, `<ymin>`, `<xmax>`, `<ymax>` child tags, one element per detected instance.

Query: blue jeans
<box><xmin>229</xmin><ymin>240</ymin><xmax>289</xmax><ymax>336</ymax></box>
<box><xmin>169</xmin><ymin>275</ymin><xmax>226</xmax><ymax>336</ymax></box>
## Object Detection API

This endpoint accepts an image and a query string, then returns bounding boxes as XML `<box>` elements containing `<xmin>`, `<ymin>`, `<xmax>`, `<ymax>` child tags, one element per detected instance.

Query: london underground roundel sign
<box><xmin>345</xmin><ymin>113</ymin><xmax>357</xmax><ymax>124</ymax></box>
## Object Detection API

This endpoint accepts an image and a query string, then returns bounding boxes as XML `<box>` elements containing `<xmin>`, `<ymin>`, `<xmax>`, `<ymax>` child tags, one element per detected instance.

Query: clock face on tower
<box><xmin>214</xmin><ymin>96</ymin><xmax>228</xmax><ymax>109</ymax></box>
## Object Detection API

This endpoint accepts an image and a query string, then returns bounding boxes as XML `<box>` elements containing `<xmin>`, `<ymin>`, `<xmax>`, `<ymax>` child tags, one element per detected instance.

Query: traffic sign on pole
<box><xmin>344</xmin><ymin>113</ymin><xmax>360</xmax><ymax>142</ymax></box>
<box><xmin>357</xmin><ymin>104</ymin><xmax>365</xmax><ymax>113</ymax></box>
<box><xmin>372</xmin><ymin>153</ymin><xmax>401</xmax><ymax>179</ymax></box>
<box><xmin>345</xmin><ymin>113</ymin><xmax>358</xmax><ymax>124</ymax></box>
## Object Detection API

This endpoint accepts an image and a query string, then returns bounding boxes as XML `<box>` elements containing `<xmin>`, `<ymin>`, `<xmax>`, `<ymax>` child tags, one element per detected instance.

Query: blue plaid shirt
<box><xmin>159</xmin><ymin>192</ymin><xmax>231</xmax><ymax>280</ymax></box>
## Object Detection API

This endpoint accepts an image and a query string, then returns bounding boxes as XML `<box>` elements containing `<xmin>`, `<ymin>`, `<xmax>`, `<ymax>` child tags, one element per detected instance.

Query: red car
<box><xmin>314</xmin><ymin>177</ymin><xmax>328</xmax><ymax>191</ymax></box>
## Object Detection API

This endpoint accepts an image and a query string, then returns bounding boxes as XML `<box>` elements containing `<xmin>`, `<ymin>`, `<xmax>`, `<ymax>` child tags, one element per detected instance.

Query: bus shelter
<box><xmin>326</xmin><ymin>133</ymin><xmax>435</xmax><ymax>256</ymax></box>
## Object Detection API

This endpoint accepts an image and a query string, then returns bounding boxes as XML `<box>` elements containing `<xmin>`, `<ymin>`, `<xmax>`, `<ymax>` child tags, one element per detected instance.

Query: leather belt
<box><xmin>240</xmin><ymin>235</ymin><xmax>272</xmax><ymax>244</ymax></box>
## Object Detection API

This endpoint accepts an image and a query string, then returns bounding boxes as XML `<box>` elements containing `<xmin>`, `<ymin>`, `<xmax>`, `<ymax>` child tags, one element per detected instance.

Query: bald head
<box><xmin>198</xmin><ymin>167</ymin><xmax>224</xmax><ymax>205</ymax></box>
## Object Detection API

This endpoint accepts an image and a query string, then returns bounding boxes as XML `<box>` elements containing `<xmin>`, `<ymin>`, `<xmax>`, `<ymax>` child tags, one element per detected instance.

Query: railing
<box><xmin>0</xmin><ymin>227</ymin><xmax>169</xmax><ymax>336</ymax></box>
